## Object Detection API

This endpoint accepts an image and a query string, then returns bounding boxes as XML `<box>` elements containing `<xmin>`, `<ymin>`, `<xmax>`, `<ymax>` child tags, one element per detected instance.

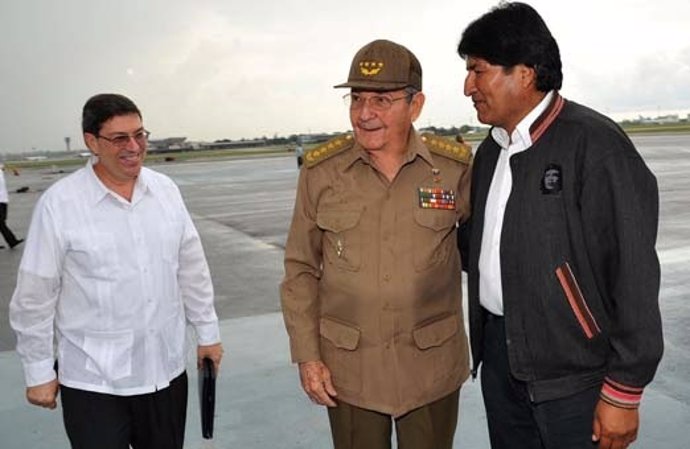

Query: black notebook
<box><xmin>198</xmin><ymin>357</ymin><xmax>216</xmax><ymax>439</ymax></box>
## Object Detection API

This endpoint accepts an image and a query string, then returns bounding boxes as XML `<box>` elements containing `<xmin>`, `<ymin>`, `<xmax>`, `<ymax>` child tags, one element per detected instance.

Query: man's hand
<box><xmin>299</xmin><ymin>361</ymin><xmax>338</xmax><ymax>407</ymax></box>
<box><xmin>26</xmin><ymin>379</ymin><xmax>59</xmax><ymax>410</ymax></box>
<box><xmin>592</xmin><ymin>399</ymin><xmax>639</xmax><ymax>449</ymax></box>
<box><xmin>198</xmin><ymin>343</ymin><xmax>224</xmax><ymax>376</ymax></box>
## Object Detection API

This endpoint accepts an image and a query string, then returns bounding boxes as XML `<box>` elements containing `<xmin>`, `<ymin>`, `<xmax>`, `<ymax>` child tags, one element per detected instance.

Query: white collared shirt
<box><xmin>10</xmin><ymin>161</ymin><xmax>220</xmax><ymax>395</ymax></box>
<box><xmin>479</xmin><ymin>91</ymin><xmax>554</xmax><ymax>315</ymax></box>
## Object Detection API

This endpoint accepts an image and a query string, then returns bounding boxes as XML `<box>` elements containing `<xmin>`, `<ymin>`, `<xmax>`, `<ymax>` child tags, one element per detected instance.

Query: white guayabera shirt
<box><xmin>10</xmin><ymin>161</ymin><xmax>220</xmax><ymax>395</ymax></box>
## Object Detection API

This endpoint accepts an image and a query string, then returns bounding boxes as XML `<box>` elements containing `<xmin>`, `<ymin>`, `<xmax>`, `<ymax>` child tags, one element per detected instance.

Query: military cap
<box><xmin>334</xmin><ymin>39</ymin><xmax>422</xmax><ymax>91</ymax></box>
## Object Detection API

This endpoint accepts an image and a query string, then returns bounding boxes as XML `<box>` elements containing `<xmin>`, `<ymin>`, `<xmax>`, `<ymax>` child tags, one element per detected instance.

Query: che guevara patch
<box><xmin>541</xmin><ymin>163</ymin><xmax>563</xmax><ymax>194</ymax></box>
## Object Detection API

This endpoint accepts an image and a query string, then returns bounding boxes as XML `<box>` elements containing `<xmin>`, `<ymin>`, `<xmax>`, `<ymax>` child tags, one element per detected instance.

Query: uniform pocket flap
<box><xmin>412</xmin><ymin>314</ymin><xmax>458</xmax><ymax>349</ymax></box>
<box><xmin>317</xmin><ymin>210</ymin><xmax>362</xmax><ymax>233</ymax></box>
<box><xmin>320</xmin><ymin>317</ymin><xmax>361</xmax><ymax>350</ymax></box>
<box><xmin>413</xmin><ymin>209</ymin><xmax>458</xmax><ymax>231</ymax></box>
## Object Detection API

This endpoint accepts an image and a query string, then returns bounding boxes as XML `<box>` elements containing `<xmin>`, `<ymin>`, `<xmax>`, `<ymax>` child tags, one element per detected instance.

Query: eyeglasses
<box><xmin>343</xmin><ymin>92</ymin><xmax>411</xmax><ymax>112</ymax></box>
<box><xmin>97</xmin><ymin>130</ymin><xmax>150</xmax><ymax>148</ymax></box>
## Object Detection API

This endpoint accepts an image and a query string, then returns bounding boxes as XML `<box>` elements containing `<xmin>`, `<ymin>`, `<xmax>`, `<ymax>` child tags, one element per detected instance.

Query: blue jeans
<box><xmin>481</xmin><ymin>312</ymin><xmax>599</xmax><ymax>449</ymax></box>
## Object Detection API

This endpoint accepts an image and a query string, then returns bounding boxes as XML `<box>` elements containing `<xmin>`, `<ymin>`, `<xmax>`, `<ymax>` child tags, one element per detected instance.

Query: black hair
<box><xmin>82</xmin><ymin>93</ymin><xmax>141</xmax><ymax>135</ymax></box>
<box><xmin>457</xmin><ymin>2</ymin><xmax>562</xmax><ymax>92</ymax></box>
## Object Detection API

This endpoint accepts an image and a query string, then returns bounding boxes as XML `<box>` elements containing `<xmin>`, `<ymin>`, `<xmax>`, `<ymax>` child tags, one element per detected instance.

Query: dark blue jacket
<box><xmin>464</xmin><ymin>95</ymin><xmax>663</xmax><ymax>405</ymax></box>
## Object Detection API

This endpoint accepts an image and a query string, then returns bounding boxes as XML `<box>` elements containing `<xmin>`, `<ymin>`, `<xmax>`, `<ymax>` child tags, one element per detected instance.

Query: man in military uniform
<box><xmin>280</xmin><ymin>39</ymin><xmax>472</xmax><ymax>449</ymax></box>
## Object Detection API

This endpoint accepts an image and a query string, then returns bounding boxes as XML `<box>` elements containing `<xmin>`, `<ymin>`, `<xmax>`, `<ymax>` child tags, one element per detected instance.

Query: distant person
<box><xmin>457</xmin><ymin>3</ymin><xmax>662</xmax><ymax>449</ymax></box>
<box><xmin>10</xmin><ymin>93</ymin><xmax>223</xmax><ymax>449</ymax></box>
<box><xmin>280</xmin><ymin>39</ymin><xmax>472</xmax><ymax>449</ymax></box>
<box><xmin>295</xmin><ymin>141</ymin><xmax>305</xmax><ymax>168</ymax></box>
<box><xmin>0</xmin><ymin>163</ymin><xmax>24</xmax><ymax>249</ymax></box>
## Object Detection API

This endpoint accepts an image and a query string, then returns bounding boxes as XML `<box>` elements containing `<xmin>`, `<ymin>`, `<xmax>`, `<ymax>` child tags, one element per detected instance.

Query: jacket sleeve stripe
<box><xmin>601</xmin><ymin>381</ymin><xmax>643</xmax><ymax>409</ymax></box>
<box><xmin>604</xmin><ymin>376</ymin><xmax>644</xmax><ymax>393</ymax></box>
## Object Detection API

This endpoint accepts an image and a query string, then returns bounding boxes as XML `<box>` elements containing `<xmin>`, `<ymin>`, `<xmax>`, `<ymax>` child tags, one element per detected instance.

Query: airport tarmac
<box><xmin>1</xmin><ymin>133</ymin><xmax>689</xmax><ymax>448</ymax></box>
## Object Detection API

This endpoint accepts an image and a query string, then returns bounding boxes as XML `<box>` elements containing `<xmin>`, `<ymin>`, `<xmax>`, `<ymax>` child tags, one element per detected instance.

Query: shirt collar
<box><xmin>491</xmin><ymin>90</ymin><xmax>555</xmax><ymax>151</ymax></box>
<box><xmin>342</xmin><ymin>128</ymin><xmax>433</xmax><ymax>171</ymax></box>
<box><xmin>84</xmin><ymin>158</ymin><xmax>151</xmax><ymax>206</ymax></box>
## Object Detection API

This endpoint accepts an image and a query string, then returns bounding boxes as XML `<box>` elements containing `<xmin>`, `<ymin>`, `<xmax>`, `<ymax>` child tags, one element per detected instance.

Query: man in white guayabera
<box><xmin>10</xmin><ymin>93</ymin><xmax>224</xmax><ymax>449</ymax></box>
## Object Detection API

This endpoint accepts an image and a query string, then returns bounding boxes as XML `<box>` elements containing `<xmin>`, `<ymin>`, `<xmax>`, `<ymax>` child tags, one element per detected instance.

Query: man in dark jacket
<box><xmin>456</xmin><ymin>3</ymin><xmax>663</xmax><ymax>449</ymax></box>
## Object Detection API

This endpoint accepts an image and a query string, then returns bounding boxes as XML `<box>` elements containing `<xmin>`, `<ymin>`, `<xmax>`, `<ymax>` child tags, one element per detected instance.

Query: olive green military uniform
<box><xmin>280</xmin><ymin>129</ymin><xmax>472</xmax><ymax>418</ymax></box>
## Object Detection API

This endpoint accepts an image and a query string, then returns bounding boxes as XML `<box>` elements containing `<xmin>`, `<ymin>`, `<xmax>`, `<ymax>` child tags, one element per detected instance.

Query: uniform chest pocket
<box><xmin>411</xmin><ymin>209</ymin><xmax>458</xmax><ymax>271</ymax></box>
<box><xmin>317</xmin><ymin>209</ymin><xmax>363</xmax><ymax>272</ymax></box>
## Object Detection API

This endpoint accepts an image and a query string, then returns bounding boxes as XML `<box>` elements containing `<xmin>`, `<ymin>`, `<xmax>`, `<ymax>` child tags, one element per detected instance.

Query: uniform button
<box><xmin>506</xmin><ymin>339</ymin><xmax>511</xmax><ymax>345</ymax></box>
<box><xmin>383</xmin><ymin>274</ymin><xmax>391</xmax><ymax>281</ymax></box>
<box><xmin>385</xmin><ymin>342</ymin><xmax>391</xmax><ymax>349</ymax></box>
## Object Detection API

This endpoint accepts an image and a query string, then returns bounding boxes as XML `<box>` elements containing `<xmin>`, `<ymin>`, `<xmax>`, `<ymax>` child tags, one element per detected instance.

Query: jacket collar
<box><xmin>529</xmin><ymin>92</ymin><xmax>565</xmax><ymax>144</ymax></box>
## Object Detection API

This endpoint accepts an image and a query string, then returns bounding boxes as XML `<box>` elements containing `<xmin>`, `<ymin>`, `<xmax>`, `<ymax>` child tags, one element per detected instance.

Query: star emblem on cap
<box><xmin>360</xmin><ymin>61</ymin><xmax>384</xmax><ymax>76</ymax></box>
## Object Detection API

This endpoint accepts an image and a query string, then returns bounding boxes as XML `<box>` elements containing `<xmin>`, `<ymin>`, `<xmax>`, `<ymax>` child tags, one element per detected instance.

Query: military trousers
<box><xmin>327</xmin><ymin>388</ymin><xmax>460</xmax><ymax>449</ymax></box>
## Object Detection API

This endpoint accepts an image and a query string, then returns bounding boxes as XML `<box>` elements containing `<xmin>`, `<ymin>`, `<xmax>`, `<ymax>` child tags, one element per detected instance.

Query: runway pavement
<box><xmin>1</xmin><ymin>133</ymin><xmax>689</xmax><ymax>448</ymax></box>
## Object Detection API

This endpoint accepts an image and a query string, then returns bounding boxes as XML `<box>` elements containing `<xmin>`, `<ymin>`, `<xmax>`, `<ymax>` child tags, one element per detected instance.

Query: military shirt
<box><xmin>280</xmin><ymin>129</ymin><xmax>472</xmax><ymax>417</ymax></box>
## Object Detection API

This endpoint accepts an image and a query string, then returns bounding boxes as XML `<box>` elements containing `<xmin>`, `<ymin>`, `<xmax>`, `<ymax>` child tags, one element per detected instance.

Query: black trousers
<box><xmin>481</xmin><ymin>312</ymin><xmax>600</xmax><ymax>449</ymax></box>
<box><xmin>327</xmin><ymin>389</ymin><xmax>460</xmax><ymax>449</ymax></box>
<box><xmin>0</xmin><ymin>202</ymin><xmax>20</xmax><ymax>246</ymax></box>
<box><xmin>61</xmin><ymin>372</ymin><xmax>188</xmax><ymax>449</ymax></box>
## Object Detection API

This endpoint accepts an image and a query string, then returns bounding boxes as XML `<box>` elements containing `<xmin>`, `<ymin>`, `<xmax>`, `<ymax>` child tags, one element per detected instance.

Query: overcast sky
<box><xmin>1</xmin><ymin>0</ymin><xmax>689</xmax><ymax>154</ymax></box>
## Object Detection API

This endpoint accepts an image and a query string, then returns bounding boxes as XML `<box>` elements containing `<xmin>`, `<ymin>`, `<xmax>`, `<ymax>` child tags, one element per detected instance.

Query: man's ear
<box><xmin>410</xmin><ymin>92</ymin><xmax>426</xmax><ymax>123</ymax></box>
<box><xmin>520</xmin><ymin>64</ymin><xmax>537</xmax><ymax>89</ymax></box>
<box><xmin>84</xmin><ymin>133</ymin><xmax>98</xmax><ymax>155</ymax></box>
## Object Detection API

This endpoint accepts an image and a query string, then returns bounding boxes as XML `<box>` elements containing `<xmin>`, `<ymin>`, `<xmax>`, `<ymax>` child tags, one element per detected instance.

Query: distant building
<box><xmin>148</xmin><ymin>137</ymin><xmax>189</xmax><ymax>153</ymax></box>
<box><xmin>200</xmin><ymin>139</ymin><xmax>267</xmax><ymax>150</ymax></box>
<box><xmin>638</xmin><ymin>114</ymin><xmax>681</xmax><ymax>125</ymax></box>
<box><xmin>653</xmin><ymin>114</ymin><xmax>680</xmax><ymax>124</ymax></box>
<box><xmin>299</xmin><ymin>133</ymin><xmax>338</xmax><ymax>144</ymax></box>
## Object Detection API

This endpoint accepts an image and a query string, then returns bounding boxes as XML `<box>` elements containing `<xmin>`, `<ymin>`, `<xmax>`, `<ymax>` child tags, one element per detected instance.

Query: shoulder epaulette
<box><xmin>304</xmin><ymin>134</ymin><xmax>355</xmax><ymax>168</ymax></box>
<box><xmin>421</xmin><ymin>133</ymin><xmax>472</xmax><ymax>164</ymax></box>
